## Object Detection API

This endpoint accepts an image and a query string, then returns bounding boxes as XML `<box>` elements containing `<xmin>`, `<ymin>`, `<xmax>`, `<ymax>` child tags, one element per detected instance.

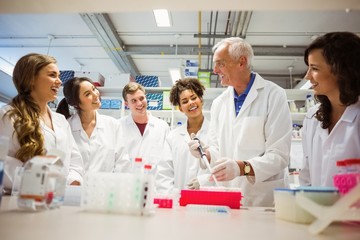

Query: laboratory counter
<box><xmin>0</xmin><ymin>196</ymin><xmax>359</xmax><ymax>240</ymax></box>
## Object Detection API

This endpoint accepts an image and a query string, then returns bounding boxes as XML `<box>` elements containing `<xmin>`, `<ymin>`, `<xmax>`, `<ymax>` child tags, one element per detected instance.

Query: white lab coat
<box><xmin>118</xmin><ymin>112</ymin><xmax>170</xmax><ymax>174</ymax></box>
<box><xmin>0</xmin><ymin>105</ymin><xmax>84</xmax><ymax>190</ymax></box>
<box><xmin>208</xmin><ymin>73</ymin><xmax>292</xmax><ymax>207</ymax></box>
<box><xmin>155</xmin><ymin>118</ymin><xmax>211</xmax><ymax>193</ymax></box>
<box><xmin>299</xmin><ymin>99</ymin><xmax>360</xmax><ymax>187</ymax></box>
<box><xmin>68</xmin><ymin>112</ymin><xmax>130</xmax><ymax>173</ymax></box>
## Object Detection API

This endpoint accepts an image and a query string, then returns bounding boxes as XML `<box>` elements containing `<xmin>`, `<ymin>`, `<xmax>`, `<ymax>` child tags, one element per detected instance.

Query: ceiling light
<box><xmin>0</xmin><ymin>57</ymin><xmax>14</xmax><ymax>76</ymax></box>
<box><xmin>169</xmin><ymin>68</ymin><xmax>182</xmax><ymax>84</ymax></box>
<box><xmin>153</xmin><ymin>9</ymin><xmax>172</xmax><ymax>27</ymax></box>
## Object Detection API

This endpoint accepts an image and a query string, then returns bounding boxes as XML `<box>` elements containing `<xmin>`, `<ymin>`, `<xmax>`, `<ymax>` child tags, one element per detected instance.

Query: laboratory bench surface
<box><xmin>0</xmin><ymin>196</ymin><xmax>359</xmax><ymax>240</ymax></box>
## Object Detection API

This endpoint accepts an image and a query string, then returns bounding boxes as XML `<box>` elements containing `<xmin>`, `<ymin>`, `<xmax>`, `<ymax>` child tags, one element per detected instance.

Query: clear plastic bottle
<box><xmin>133</xmin><ymin>157</ymin><xmax>143</xmax><ymax>174</ymax></box>
<box><xmin>143</xmin><ymin>164</ymin><xmax>152</xmax><ymax>174</ymax></box>
<box><xmin>336</xmin><ymin>160</ymin><xmax>347</xmax><ymax>174</ymax></box>
<box><xmin>0</xmin><ymin>136</ymin><xmax>9</xmax><ymax>206</ymax></box>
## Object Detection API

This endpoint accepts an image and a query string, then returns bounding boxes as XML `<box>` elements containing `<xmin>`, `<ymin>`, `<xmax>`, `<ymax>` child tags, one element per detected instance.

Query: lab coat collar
<box><xmin>341</xmin><ymin>98</ymin><xmax>360</xmax><ymax>123</ymax></box>
<box><xmin>177</xmin><ymin>117</ymin><xmax>210</xmax><ymax>139</ymax></box>
<box><xmin>235</xmin><ymin>72</ymin><xmax>265</xmax><ymax>115</ymax></box>
<box><xmin>70</xmin><ymin>111</ymin><xmax>103</xmax><ymax>131</ymax></box>
<box><xmin>126</xmin><ymin>111</ymin><xmax>155</xmax><ymax>128</ymax></box>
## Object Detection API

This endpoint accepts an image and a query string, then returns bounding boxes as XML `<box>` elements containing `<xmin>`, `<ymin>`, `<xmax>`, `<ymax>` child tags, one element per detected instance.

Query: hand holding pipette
<box><xmin>191</xmin><ymin>136</ymin><xmax>220</xmax><ymax>187</ymax></box>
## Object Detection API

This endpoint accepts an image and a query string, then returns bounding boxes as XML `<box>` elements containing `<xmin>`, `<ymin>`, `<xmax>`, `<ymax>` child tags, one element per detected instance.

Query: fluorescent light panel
<box><xmin>153</xmin><ymin>9</ymin><xmax>171</xmax><ymax>27</ymax></box>
<box><xmin>169</xmin><ymin>68</ymin><xmax>182</xmax><ymax>84</ymax></box>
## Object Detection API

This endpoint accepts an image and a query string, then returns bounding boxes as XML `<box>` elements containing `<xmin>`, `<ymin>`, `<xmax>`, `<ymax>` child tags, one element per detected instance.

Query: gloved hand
<box><xmin>211</xmin><ymin>158</ymin><xmax>240</xmax><ymax>181</ymax></box>
<box><xmin>187</xmin><ymin>133</ymin><xmax>208</xmax><ymax>159</ymax></box>
<box><xmin>187</xmin><ymin>177</ymin><xmax>200</xmax><ymax>190</ymax></box>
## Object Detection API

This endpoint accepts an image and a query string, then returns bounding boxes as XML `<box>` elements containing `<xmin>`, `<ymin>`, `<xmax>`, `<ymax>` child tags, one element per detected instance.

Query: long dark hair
<box><xmin>304</xmin><ymin>32</ymin><xmax>360</xmax><ymax>129</ymax></box>
<box><xmin>56</xmin><ymin>77</ymin><xmax>95</xmax><ymax>119</ymax></box>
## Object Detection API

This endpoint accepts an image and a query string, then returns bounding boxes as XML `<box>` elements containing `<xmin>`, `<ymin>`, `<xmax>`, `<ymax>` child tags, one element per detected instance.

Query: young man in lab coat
<box><xmin>119</xmin><ymin>82</ymin><xmax>170</xmax><ymax>174</ymax></box>
<box><xmin>189</xmin><ymin>37</ymin><xmax>292</xmax><ymax>207</ymax></box>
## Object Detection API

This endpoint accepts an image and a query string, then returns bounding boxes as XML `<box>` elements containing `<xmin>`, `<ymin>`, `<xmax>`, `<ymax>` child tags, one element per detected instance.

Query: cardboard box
<box><xmin>146</xmin><ymin>93</ymin><xmax>163</xmax><ymax>110</ymax></box>
<box><xmin>110</xmin><ymin>99</ymin><xmax>122</xmax><ymax>109</ymax></box>
<box><xmin>59</xmin><ymin>70</ymin><xmax>75</xmax><ymax>84</ymax></box>
<box><xmin>136</xmin><ymin>75</ymin><xmax>160</xmax><ymax>87</ymax></box>
<box><xmin>100</xmin><ymin>99</ymin><xmax>111</xmax><ymax>109</ymax></box>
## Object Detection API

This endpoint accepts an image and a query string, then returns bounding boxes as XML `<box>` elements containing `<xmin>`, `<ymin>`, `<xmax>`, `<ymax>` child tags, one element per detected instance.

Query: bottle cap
<box><xmin>144</xmin><ymin>164</ymin><xmax>152</xmax><ymax>170</ymax></box>
<box><xmin>343</xmin><ymin>159</ymin><xmax>360</xmax><ymax>165</ymax></box>
<box><xmin>336</xmin><ymin>160</ymin><xmax>346</xmax><ymax>167</ymax></box>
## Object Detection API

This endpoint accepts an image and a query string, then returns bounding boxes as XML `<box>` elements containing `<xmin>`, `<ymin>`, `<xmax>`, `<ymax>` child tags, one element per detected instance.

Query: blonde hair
<box><xmin>122</xmin><ymin>82</ymin><xmax>145</xmax><ymax>101</ymax></box>
<box><xmin>4</xmin><ymin>53</ymin><xmax>57</xmax><ymax>162</ymax></box>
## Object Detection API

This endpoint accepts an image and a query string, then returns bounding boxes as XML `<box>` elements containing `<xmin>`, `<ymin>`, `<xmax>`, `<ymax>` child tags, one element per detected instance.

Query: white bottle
<box><xmin>305</xmin><ymin>94</ymin><xmax>315</xmax><ymax>112</ymax></box>
<box><xmin>0</xmin><ymin>136</ymin><xmax>9</xmax><ymax>205</ymax></box>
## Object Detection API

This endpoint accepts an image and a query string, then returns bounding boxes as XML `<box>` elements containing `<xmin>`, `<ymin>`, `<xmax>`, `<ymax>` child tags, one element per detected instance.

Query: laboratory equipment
<box><xmin>193</xmin><ymin>137</ymin><xmax>219</xmax><ymax>186</ymax></box>
<box><xmin>185</xmin><ymin>204</ymin><xmax>231</xmax><ymax>215</ymax></box>
<box><xmin>295</xmin><ymin>184</ymin><xmax>360</xmax><ymax>235</ymax></box>
<box><xmin>274</xmin><ymin>187</ymin><xmax>339</xmax><ymax>224</ymax></box>
<box><xmin>17</xmin><ymin>153</ymin><xmax>67</xmax><ymax>211</ymax></box>
<box><xmin>180</xmin><ymin>188</ymin><xmax>242</xmax><ymax>209</ymax></box>
<box><xmin>81</xmin><ymin>172</ymin><xmax>155</xmax><ymax>215</ymax></box>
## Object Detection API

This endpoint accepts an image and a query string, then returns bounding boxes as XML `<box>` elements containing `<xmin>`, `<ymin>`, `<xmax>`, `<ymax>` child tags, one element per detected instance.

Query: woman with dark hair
<box><xmin>57</xmin><ymin>77</ymin><xmax>130</xmax><ymax>173</ymax></box>
<box><xmin>156</xmin><ymin>78</ymin><xmax>212</xmax><ymax>192</ymax></box>
<box><xmin>0</xmin><ymin>53</ymin><xmax>84</xmax><ymax>191</ymax></box>
<box><xmin>299</xmin><ymin>32</ymin><xmax>360</xmax><ymax>186</ymax></box>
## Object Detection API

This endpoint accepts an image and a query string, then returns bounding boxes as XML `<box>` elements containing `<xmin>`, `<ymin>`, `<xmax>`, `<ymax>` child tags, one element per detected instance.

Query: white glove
<box><xmin>187</xmin><ymin>177</ymin><xmax>200</xmax><ymax>190</ymax></box>
<box><xmin>211</xmin><ymin>158</ymin><xmax>240</xmax><ymax>181</ymax></box>
<box><xmin>187</xmin><ymin>133</ymin><xmax>208</xmax><ymax>159</ymax></box>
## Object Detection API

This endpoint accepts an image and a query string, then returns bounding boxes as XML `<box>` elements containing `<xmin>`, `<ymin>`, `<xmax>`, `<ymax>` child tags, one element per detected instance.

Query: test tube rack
<box><xmin>179</xmin><ymin>189</ymin><xmax>242</xmax><ymax>209</ymax></box>
<box><xmin>81</xmin><ymin>172</ymin><xmax>155</xmax><ymax>215</ymax></box>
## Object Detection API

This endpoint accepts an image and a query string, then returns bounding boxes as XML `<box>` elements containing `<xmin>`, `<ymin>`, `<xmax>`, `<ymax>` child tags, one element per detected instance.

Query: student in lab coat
<box><xmin>156</xmin><ymin>78</ymin><xmax>211</xmax><ymax>192</ymax></box>
<box><xmin>0</xmin><ymin>53</ymin><xmax>84</xmax><ymax>191</ymax></box>
<box><xmin>56</xmin><ymin>77</ymin><xmax>130</xmax><ymax>173</ymax></box>
<box><xmin>119</xmin><ymin>82</ymin><xmax>170</xmax><ymax>173</ymax></box>
<box><xmin>188</xmin><ymin>37</ymin><xmax>292</xmax><ymax>207</ymax></box>
<box><xmin>299</xmin><ymin>32</ymin><xmax>360</xmax><ymax>187</ymax></box>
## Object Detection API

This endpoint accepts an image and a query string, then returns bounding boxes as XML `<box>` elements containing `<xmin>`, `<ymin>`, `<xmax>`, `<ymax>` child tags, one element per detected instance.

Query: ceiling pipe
<box><xmin>231</xmin><ymin>12</ymin><xmax>240</xmax><ymax>36</ymax></box>
<box><xmin>224</xmin><ymin>11</ymin><xmax>231</xmax><ymax>35</ymax></box>
<box><xmin>198</xmin><ymin>11</ymin><xmax>202</xmax><ymax>68</ymax></box>
<box><xmin>80</xmin><ymin>13</ymin><xmax>139</xmax><ymax>78</ymax></box>
<box><xmin>207</xmin><ymin>11</ymin><xmax>213</xmax><ymax>70</ymax></box>
<box><xmin>241</xmin><ymin>11</ymin><xmax>253</xmax><ymax>38</ymax></box>
<box><xmin>235</xmin><ymin>12</ymin><xmax>245</xmax><ymax>36</ymax></box>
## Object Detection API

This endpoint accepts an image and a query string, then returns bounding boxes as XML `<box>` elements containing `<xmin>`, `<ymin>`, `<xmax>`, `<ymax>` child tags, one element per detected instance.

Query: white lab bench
<box><xmin>0</xmin><ymin>196</ymin><xmax>359</xmax><ymax>240</ymax></box>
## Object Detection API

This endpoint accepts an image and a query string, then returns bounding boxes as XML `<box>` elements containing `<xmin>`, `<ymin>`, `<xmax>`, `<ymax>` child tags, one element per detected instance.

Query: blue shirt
<box><xmin>234</xmin><ymin>73</ymin><xmax>255</xmax><ymax>116</ymax></box>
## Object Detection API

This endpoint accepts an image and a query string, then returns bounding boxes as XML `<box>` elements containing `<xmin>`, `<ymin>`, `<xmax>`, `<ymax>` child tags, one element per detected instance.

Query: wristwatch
<box><xmin>243</xmin><ymin>161</ymin><xmax>251</xmax><ymax>176</ymax></box>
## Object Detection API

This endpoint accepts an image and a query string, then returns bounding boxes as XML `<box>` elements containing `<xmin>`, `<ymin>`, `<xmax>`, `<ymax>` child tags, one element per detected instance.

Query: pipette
<box><xmin>193</xmin><ymin>137</ymin><xmax>219</xmax><ymax>187</ymax></box>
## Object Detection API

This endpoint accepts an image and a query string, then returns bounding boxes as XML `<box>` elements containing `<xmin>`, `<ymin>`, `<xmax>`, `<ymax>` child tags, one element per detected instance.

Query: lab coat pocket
<box><xmin>237</xmin><ymin>116</ymin><xmax>265</xmax><ymax>151</ymax></box>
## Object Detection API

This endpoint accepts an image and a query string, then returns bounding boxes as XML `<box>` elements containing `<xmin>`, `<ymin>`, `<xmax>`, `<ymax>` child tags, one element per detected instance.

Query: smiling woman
<box><xmin>0</xmin><ymin>53</ymin><xmax>85</xmax><ymax>191</ymax></box>
<box><xmin>56</xmin><ymin>77</ymin><xmax>131</xmax><ymax>174</ymax></box>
